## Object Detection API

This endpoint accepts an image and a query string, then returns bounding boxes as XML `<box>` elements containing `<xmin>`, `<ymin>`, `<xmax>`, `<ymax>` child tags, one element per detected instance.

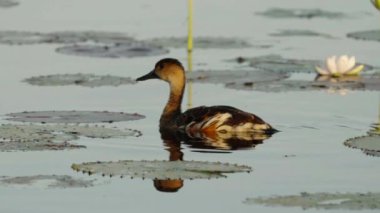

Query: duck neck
<box><xmin>160</xmin><ymin>77</ymin><xmax>185</xmax><ymax>127</ymax></box>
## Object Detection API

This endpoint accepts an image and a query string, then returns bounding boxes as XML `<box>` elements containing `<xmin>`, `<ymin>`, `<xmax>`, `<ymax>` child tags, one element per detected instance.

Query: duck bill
<box><xmin>136</xmin><ymin>70</ymin><xmax>159</xmax><ymax>81</ymax></box>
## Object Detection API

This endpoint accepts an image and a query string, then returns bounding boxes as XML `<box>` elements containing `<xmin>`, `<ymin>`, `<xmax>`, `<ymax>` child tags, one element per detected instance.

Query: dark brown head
<box><xmin>136</xmin><ymin>58</ymin><xmax>185</xmax><ymax>83</ymax></box>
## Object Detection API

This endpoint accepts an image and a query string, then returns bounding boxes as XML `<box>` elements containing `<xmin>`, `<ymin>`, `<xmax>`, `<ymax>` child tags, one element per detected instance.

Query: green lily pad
<box><xmin>7</xmin><ymin>111</ymin><xmax>145</xmax><ymax>123</ymax></box>
<box><xmin>256</xmin><ymin>8</ymin><xmax>346</xmax><ymax>19</ymax></box>
<box><xmin>0</xmin><ymin>0</ymin><xmax>18</xmax><ymax>8</ymax></box>
<box><xmin>347</xmin><ymin>30</ymin><xmax>380</xmax><ymax>42</ymax></box>
<box><xmin>55</xmin><ymin>43</ymin><xmax>169</xmax><ymax>58</ymax></box>
<box><xmin>147</xmin><ymin>37</ymin><xmax>252</xmax><ymax>49</ymax></box>
<box><xmin>0</xmin><ymin>175</ymin><xmax>95</xmax><ymax>188</ymax></box>
<box><xmin>187</xmin><ymin>70</ymin><xmax>289</xmax><ymax>84</ymax></box>
<box><xmin>270</xmin><ymin>29</ymin><xmax>334</xmax><ymax>38</ymax></box>
<box><xmin>344</xmin><ymin>135</ymin><xmax>380</xmax><ymax>157</ymax></box>
<box><xmin>24</xmin><ymin>74</ymin><xmax>136</xmax><ymax>87</ymax></box>
<box><xmin>245</xmin><ymin>192</ymin><xmax>380</xmax><ymax>210</ymax></box>
<box><xmin>72</xmin><ymin>160</ymin><xmax>251</xmax><ymax>180</ymax></box>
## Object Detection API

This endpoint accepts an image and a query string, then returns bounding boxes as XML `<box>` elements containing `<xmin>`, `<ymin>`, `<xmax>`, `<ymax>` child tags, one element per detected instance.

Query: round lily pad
<box><xmin>269</xmin><ymin>29</ymin><xmax>334</xmax><ymax>38</ymax></box>
<box><xmin>0</xmin><ymin>140</ymin><xmax>84</xmax><ymax>152</ymax></box>
<box><xmin>245</xmin><ymin>192</ymin><xmax>380</xmax><ymax>210</ymax></box>
<box><xmin>347</xmin><ymin>30</ymin><xmax>380</xmax><ymax>42</ymax></box>
<box><xmin>24</xmin><ymin>74</ymin><xmax>136</xmax><ymax>87</ymax></box>
<box><xmin>72</xmin><ymin>160</ymin><xmax>252</xmax><ymax>180</ymax></box>
<box><xmin>147</xmin><ymin>37</ymin><xmax>252</xmax><ymax>49</ymax></box>
<box><xmin>256</xmin><ymin>8</ymin><xmax>346</xmax><ymax>19</ymax></box>
<box><xmin>0</xmin><ymin>175</ymin><xmax>95</xmax><ymax>188</ymax></box>
<box><xmin>6</xmin><ymin>111</ymin><xmax>145</xmax><ymax>123</ymax></box>
<box><xmin>56</xmin><ymin>43</ymin><xmax>169</xmax><ymax>58</ymax></box>
<box><xmin>344</xmin><ymin>135</ymin><xmax>380</xmax><ymax>157</ymax></box>
<box><xmin>187</xmin><ymin>70</ymin><xmax>289</xmax><ymax>84</ymax></box>
<box><xmin>0</xmin><ymin>0</ymin><xmax>18</xmax><ymax>8</ymax></box>
<box><xmin>0</xmin><ymin>31</ymin><xmax>49</xmax><ymax>45</ymax></box>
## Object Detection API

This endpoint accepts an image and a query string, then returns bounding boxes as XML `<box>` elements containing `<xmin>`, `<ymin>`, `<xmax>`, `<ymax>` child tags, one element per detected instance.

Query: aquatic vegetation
<box><xmin>24</xmin><ymin>74</ymin><xmax>136</xmax><ymax>87</ymax></box>
<box><xmin>0</xmin><ymin>124</ymin><xmax>141</xmax><ymax>151</ymax></box>
<box><xmin>256</xmin><ymin>8</ymin><xmax>346</xmax><ymax>19</ymax></box>
<box><xmin>0</xmin><ymin>175</ymin><xmax>95</xmax><ymax>188</ymax></box>
<box><xmin>347</xmin><ymin>30</ymin><xmax>380</xmax><ymax>42</ymax></box>
<box><xmin>187</xmin><ymin>70</ymin><xmax>289</xmax><ymax>85</ymax></box>
<box><xmin>344</xmin><ymin>135</ymin><xmax>380</xmax><ymax>157</ymax></box>
<box><xmin>0</xmin><ymin>0</ymin><xmax>18</xmax><ymax>8</ymax></box>
<box><xmin>147</xmin><ymin>37</ymin><xmax>252</xmax><ymax>49</ymax></box>
<box><xmin>269</xmin><ymin>29</ymin><xmax>334</xmax><ymax>38</ymax></box>
<box><xmin>371</xmin><ymin>0</ymin><xmax>380</xmax><ymax>10</ymax></box>
<box><xmin>315</xmin><ymin>55</ymin><xmax>364</xmax><ymax>77</ymax></box>
<box><xmin>72</xmin><ymin>160</ymin><xmax>252</xmax><ymax>180</ymax></box>
<box><xmin>7</xmin><ymin>110</ymin><xmax>144</xmax><ymax>123</ymax></box>
<box><xmin>244</xmin><ymin>192</ymin><xmax>380</xmax><ymax>210</ymax></box>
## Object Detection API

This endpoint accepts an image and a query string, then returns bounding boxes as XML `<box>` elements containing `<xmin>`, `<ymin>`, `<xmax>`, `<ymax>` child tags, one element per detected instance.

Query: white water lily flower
<box><xmin>315</xmin><ymin>55</ymin><xmax>364</xmax><ymax>77</ymax></box>
<box><xmin>371</xmin><ymin>0</ymin><xmax>380</xmax><ymax>10</ymax></box>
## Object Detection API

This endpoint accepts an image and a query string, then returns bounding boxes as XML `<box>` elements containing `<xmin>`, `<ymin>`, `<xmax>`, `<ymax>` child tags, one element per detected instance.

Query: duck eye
<box><xmin>158</xmin><ymin>64</ymin><xmax>164</xmax><ymax>69</ymax></box>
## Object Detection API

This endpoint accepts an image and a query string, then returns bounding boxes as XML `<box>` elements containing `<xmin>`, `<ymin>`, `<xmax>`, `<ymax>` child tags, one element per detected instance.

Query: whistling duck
<box><xmin>136</xmin><ymin>58</ymin><xmax>277</xmax><ymax>135</ymax></box>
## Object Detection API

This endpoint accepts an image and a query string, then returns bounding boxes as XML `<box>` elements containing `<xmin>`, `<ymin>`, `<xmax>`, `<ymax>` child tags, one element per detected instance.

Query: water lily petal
<box><xmin>326</xmin><ymin>55</ymin><xmax>338</xmax><ymax>74</ymax></box>
<box><xmin>346</xmin><ymin>64</ymin><xmax>364</xmax><ymax>75</ymax></box>
<box><xmin>315</xmin><ymin>66</ymin><xmax>329</xmax><ymax>75</ymax></box>
<box><xmin>343</xmin><ymin>56</ymin><xmax>356</xmax><ymax>74</ymax></box>
<box><xmin>337</xmin><ymin>55</ymin><xmax>350</xmax><ymax>73</ymax></box>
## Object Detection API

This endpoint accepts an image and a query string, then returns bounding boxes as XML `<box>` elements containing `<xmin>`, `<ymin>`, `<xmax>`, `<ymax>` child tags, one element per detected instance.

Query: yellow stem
<box><xmin>187</xmin><ymin>0</ymin><xmax>193</xmax><ymax>53</ymax></box>
<box><xmin>186</xmin><ymin>0</ymin><xmax>193</xmax><ymax>109</ymax></box>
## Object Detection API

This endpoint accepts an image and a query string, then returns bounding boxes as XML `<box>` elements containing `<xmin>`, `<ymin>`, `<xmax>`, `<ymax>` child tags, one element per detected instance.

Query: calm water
<box><xmin>0</xmin><ymin>0</ymin><xmax>379</xmax><ymax>212</ymax></box>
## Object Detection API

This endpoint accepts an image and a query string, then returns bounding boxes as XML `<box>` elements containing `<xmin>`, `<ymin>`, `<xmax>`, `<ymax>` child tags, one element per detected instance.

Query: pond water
<box><xmin>0</xmin><ymin>0</ymin><xmax>379</xmax><ymax>212</ymax></box>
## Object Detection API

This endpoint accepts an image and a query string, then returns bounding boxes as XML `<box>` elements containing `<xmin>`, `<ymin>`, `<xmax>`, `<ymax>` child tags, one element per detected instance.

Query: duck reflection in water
<box><xmin>137</xmin><ymin>59</ymin><xmax>277</xmax><ymax>192</ymax></box>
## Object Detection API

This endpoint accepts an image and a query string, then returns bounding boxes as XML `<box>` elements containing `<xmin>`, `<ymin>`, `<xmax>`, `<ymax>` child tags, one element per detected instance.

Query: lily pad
<box><xmin>0</xmin><ymin>124</ymin><xmax>141</xmax><ymax>151</ymax></box>
<box><xmin>344</xmin><ymin>135</ymin><xmax>380</xmax><ymax>157</ymax></box>
<box><xmin>187</xmin><ymin>70</ymin><xmax>289</xmax><ymax>84</ymax></box>
<box><xmin>256</xmin><ymin>8</ymin><xmax>346</xmax><ymax>19</ymax></box>
<box><xmin>55</xmin><ymin>43</ymin><xmax>169</xmax><ymax>58</ymax></box>
<box><xmin>347</xmin><ymin>30</ymin><xmax>380</xmax><ymax>42</ymax></box>
<box><xmin>24</xmin><ymin>74</ymin><xmax>136</xmax><ymax>87</ymax></box>
<box><xmin>72</xmin><ymin>160</ymin><xmax>252</xmax><ymax>180</ymax></box>
<box><xmin>7</xmin><ymin>111</ymin><xmax>145</xmax><ymax>123</ymax></box>
<box><xmin>0</xmin><ymin>175</ymin><xmax>95</xmax><ymax>188</ymax></box>
<box><xmin>269</xmin><ymin>29</ymin><xmax>334</xmax><ymax>38</ymax></box>
<box><xmin>244</xmin><ymin>192</ymin><xmax>380</xmax><ymax>210</ymax></box>
<box><xmin>147</xmin><ymin>37</ymin><xmax>252</xmax><ymax>49</ymax></box>
<box><xmin>0</xmin><ymin>0</ymin><xmax>18</xmax><ymax>8</ymax></box>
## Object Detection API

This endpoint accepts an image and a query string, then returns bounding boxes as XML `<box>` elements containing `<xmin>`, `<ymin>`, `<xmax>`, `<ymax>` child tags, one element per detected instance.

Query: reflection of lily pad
<box><xmin>72</xmin><ymin>160</ymin><xmax>251</xmax><ymax>180</ymax></box>
<box><xmin>256</xmin><ymin>8</ymin><xmax>346</xmax><ymax>19</ymax></box>
<box><xmin>187</xmin><ymin>70</ymin><xmax>289</xmax><ymax>84</ymax></box>
<box><xmin>56</xmin><ymin>43</ymin><xmax>169</xmax><ymax>58</ymax></box>
<box><xmin>0</xmin><ymin>124</ymin><xmax>141</xmax><ymax>151</ymax></box>
<box><xmin>0</xmin><ymin>31</ymin><xmax>134</xmax><ymax>45</ymax></box>
<box><xmin>270</xmin><ymin>29</ymin><xmax>334</xmax><ymax>38</ymax></box>
<box><xmin>147</xmin><ymin>37</ymin><xmax>252</xmax><ymax>49</ymax></box>
<box><xmin>0</xmin><ymin>175</ymin><xmax>95</xmax><ymax>188</ymax></box>
<box><xmin>245</xmin><ymin>192</ymin><xmax>380</xmax><ymax>210</ymax></box>
<box><xmin>7</xmin><ymin>111</ymin><xmax>145</xmax><ymax>123</ymax></box>
<box><xmin>347</xmin><ymin>30</ymin><xmax>380</xmax><ymax>42</ymax></box>
<box><xmin>0</xmin><ymin>0</ymin><xmax>18</xmax><ymax>8</ymax></box>
<box><xmin>24</xmin><ymin>74</ymin><xmax>136</xmax><ymax>87</ymax></box>
<box><xmin>344</xmin><ymin>135</ymin><xmax>380</xmax><ymax>157</ymax></box>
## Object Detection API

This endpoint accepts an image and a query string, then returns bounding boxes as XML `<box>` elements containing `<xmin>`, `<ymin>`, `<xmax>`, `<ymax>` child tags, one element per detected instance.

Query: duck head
<box><xmin>136</xmin><ymin>58</ymin><xmax>185</xmax><ymax>83</ymax></box>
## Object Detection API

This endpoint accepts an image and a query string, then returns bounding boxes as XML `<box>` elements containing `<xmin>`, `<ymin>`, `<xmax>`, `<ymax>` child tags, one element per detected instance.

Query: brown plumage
<box><xmin>136</xmin><ymin>58</ymin><xmax>277</xmax><ymax>137</ymax></box>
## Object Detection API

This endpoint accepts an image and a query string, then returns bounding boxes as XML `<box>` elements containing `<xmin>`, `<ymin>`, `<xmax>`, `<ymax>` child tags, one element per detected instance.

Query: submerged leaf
<box><xmin>72</xmin><ymin>160</ymin><xmax>252</xmax><ymax>180</ymax></box>
<box><xmin>147</xmin><ymin>37</ymin><xmax>252</xmax><ymax>49</ymax></box>
<box><xmin>0</xmin><ymin>0</ymin><xmax>18</xmax><ymax>8</ymax></box>
<box><xmin>256</xmin><ymin>8</ymin><xmax>346</xmax><ymax>19</ymax></box>
<box><xmin>245</xmin><ymin>192</ymin><xmax>380</xmax><ymax>210</ymax></box>
<box><xmin>24</xmin><ymin>74</ymin><xmax>136</xmax><ymax>87</ymax></box>
<box><xmin>269</xmin><ymin>29</ymin><xmax>334</xmax><ymax>38</ymax></box>
<box><xmin>0</xmin><ymin>175</ymin><xmax>95</xmax><ymax>188</ymax></box>
<box><xmin>7</xmin><ymin>111</ymin><xmax>145</xmax><ymax>123</ymax></box>
<box><xmin>347</xmin><ymin>30</ymin><xmax>380</xmax><ymax>42</ymax></box>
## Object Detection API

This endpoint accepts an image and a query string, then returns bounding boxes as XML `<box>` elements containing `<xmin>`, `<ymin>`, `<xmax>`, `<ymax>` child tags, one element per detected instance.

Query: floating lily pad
<box><xmin>347</xmin><ymin>30</ymin><xmax>380</xmax><ymax>42</ymax></box>
<box><xmin>0</xmin><ymin>175</ymin><xmax>95</xmax><ymax>188</ymax></box>
<box><xmin>147</xmin><ymin>37</ymin><xmax>252</xmax><ymax>49</ymax></box>
<box><xmin>244</xmin><ymin>192</ymin><xmax>380</xmax><ymax>210</ymax></box>
<box><xmin>256</xmin><ymin>8</ymin><xmax>346</xmax><ymax>19</ymax></box>
<box><xmin>269</xmin><ymin>29</ymin><xmax>334</xmax><ymax>38</ymax></box>
<box><xmin>187</xmin><ymin>70</ymin><xmax>289</xmax><ymax>84</ymax></box>
<box><xmin>344</xmin><ymin>135</ymin><xmax>380</xmax><ymax>157</ymax></box>
<box><xmin>0</xmin><ymin>124</ymin><xmax>140</xmax><ymax>151</ymax></box>
<box><xmin>56</xmin><ymin>43</ymin><xmax>169</xmax><ymax>58</ymax></box>
<box><xmin>0</xmin><ymin>0</ymin><xmax>18</xmax><ymax>8</ymax></box>
<box><xmin>0</xmin><ymin>31</ymin><xmax>134</xmax><ymax>45</ymax></box>
<box><xmin>72</xmin><ymin>160</ymin><xmax>251</xmax><ymax>180</ymax></box>
<box><xmin>7</xmin><ymin>111</ymin><xmax>145</xmax><ymax>123</ymax></box>
<box><xmin>24</xmin><ymin>74</ymin><xmax>136</xmax><ymax>87</ymax></box>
